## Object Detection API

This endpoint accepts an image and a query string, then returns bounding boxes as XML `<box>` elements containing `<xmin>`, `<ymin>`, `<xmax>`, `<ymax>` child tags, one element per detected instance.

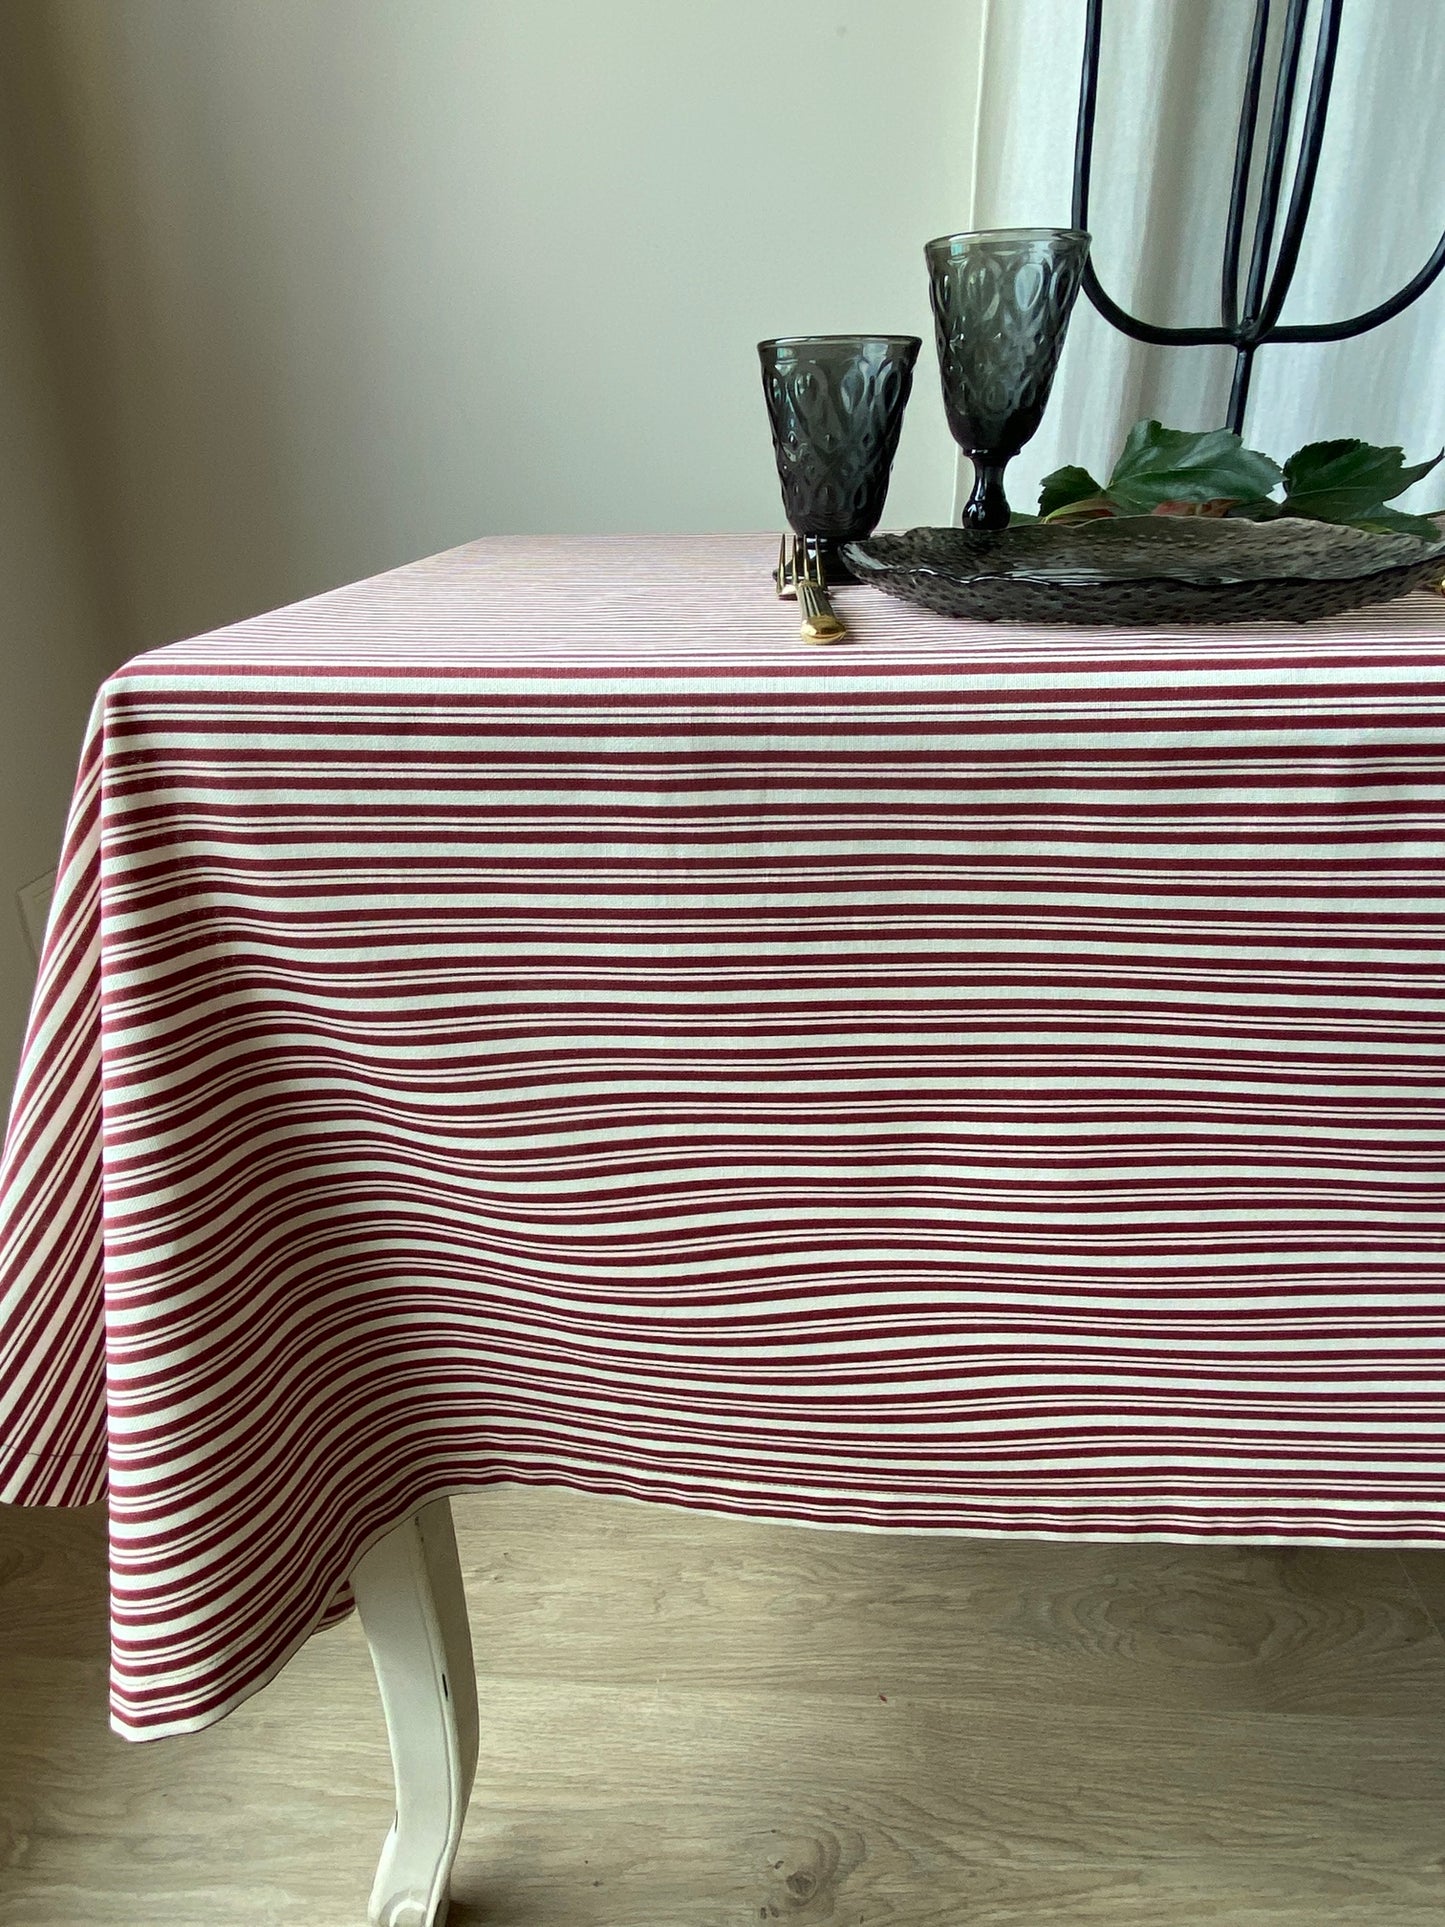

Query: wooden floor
<box><xmin>2</xmin><ymin>1487</ymin><xmax>1444</xmax><ymax>1925</ymax></box>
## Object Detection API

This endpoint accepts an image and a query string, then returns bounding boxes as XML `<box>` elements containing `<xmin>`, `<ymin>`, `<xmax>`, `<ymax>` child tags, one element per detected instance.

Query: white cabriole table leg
<box><xmin>352</xmin><ymin>1498</ymin><xmax>480</xmax><ymax>1927</ymax></box>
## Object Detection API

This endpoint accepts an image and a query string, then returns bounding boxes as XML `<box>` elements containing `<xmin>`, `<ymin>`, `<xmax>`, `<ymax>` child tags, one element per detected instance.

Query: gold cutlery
<box><xmin>775</xmin><ymin>535</ymin><xmax>847</xmax><ymax>644</ymax></box>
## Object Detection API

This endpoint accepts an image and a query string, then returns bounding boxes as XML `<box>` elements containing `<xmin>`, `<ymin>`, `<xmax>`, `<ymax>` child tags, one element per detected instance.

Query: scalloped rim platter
<box><xmin>842</xmin><ymin>518</ymin><xmax>1445</xmax><ymax>626</ymax></box>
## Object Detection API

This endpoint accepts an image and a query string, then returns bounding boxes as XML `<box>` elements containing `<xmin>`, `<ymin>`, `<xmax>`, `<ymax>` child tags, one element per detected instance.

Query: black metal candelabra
<box><xmin>1071</xmin><ymin>0</ymin><xmax>1445</xmax><ymax>435</ymax></box>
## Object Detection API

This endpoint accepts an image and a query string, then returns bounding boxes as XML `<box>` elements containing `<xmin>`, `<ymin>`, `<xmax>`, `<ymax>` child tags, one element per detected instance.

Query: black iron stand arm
<box><xmin>1070</xmin><ymin>0</ymin><xmax>1445</xmax><ymax>435</ymax></box>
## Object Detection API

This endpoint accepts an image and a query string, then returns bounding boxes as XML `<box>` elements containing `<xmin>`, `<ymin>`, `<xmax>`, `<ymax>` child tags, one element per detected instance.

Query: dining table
<box><xmin>1</xmin><ymin>530</ymin><xmax>1443</xmax><ymax>1925</ymax></box>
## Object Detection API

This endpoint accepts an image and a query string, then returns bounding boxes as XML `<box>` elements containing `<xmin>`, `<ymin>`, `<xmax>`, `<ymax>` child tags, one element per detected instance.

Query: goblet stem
<box><xmin>961</xmin><ymin>459</ymin><xmax>1011</xmax><ymax>531</ymax></box>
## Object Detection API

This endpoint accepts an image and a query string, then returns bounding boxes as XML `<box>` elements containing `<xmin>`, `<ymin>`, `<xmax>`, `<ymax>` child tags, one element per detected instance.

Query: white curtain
<box><xmin>962</xmin><ymin>0</ymin><xmax>1445</xmax><ymax>518</ymax></box>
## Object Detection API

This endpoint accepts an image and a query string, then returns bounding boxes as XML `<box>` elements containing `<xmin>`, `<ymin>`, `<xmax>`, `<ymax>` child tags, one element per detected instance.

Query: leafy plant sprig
<box><xmin>1035</xmin><ymin>421</ymin><xmax>1444</xmax><ymax>540</ymax></box>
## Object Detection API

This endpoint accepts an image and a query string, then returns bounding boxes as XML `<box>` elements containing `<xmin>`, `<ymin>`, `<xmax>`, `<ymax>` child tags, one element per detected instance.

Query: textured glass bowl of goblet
<box><xmin>924</xmin><ymin>227</ymin><xmax>1090</xmax><ymax>531</ymax></box>
<box><xmin>759</xmin><ymin>334</ymin><xmax>920</xmax><ymax>581</ymax></box>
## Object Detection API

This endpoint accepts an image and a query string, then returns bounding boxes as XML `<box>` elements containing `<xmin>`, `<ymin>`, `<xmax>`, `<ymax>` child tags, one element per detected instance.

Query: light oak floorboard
<box><xmin>2</xmin><ymin>1486</ymin><xmax>1444</xmax><ymax>1925</ymax></box>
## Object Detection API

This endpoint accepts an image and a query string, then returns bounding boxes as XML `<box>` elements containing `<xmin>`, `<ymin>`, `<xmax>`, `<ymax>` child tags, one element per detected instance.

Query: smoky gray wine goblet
<box><xmin>924</xmin><ymin>227</ymin><xmax>1090</xmax><ymax>532</ymax></box>
<box><xmin>758</xmin><ymin>334</ymin><xmax>920</xmax><ymax>582</ymax></box>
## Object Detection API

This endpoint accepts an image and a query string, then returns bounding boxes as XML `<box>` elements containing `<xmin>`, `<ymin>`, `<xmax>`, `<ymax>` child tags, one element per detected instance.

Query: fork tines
<box><xmin>776</xmin><ymin>533</ymin><xmax>832</xmax><ymax>597</ymax></box>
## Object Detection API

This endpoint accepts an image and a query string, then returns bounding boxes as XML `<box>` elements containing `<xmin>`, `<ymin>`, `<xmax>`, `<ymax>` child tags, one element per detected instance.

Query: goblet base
<box><xmin>786</xmin><ymin>534</ymin><xmax>865</xmax><ymax>584</ymax></box>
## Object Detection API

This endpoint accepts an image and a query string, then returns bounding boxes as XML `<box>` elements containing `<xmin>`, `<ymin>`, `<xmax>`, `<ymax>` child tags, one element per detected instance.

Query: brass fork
<box><xmin>775</xmin><ymin>535</ymin><xmax>847</xmax><ymax>644</ymax></box>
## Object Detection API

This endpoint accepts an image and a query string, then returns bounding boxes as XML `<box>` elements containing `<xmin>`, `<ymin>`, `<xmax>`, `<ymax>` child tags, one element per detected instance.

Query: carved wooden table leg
<box><xmin>352</xmin><ymin>1498</ymin><xmax>480</xmax><ymax>1927</ymax></box>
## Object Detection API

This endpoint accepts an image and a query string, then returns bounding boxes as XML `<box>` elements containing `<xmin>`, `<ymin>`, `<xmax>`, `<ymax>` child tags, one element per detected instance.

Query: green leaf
<box><xmin>1037</xmin><ymin>464</ymin><xmax>1105</xmax><ymax>520</ymax></box>
<box><xmin>1035</xmin><ymin>423</ymin><xmax>1443</xmax><ymax>543</ymax></box>
<box><xmin>1105</xmin><ymin>419</ymin><xmax>1283</xmax><ymax>512</ymax></box>
<box><xmin>1345</xmin><ymin>502</ymin><xmax>1444</xmax><ymax>541</ymax></box>
<box><xmin>1280</xmin><ymin>439</ymin><xmax>1444</xmax><ymax>523</ymax></box>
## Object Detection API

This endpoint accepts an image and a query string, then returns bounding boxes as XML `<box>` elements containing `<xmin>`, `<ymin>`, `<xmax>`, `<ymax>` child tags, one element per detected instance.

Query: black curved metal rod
<box><xmin>1221</xmin><ymin>0</ymin><xmax>1274</xmax><ymax>336</ymax></box>
<box><xmin>1255</xmin><ymin>0</ymin><xmax>1342</xmax><ymax>336</ymax></box>
<box><xmin>1236</xmin><ymin>0</ymin><xmax>1312</xmax><ymax>338</ymax></box>
<box><xmin>1072</xmin><ymin>0</ymin><xmax>1445</xmax><ymax>428</ymax></box>
<box><xmin>1072</xmin><ymin>0</ymin><xmax>1235</xmax><ymax>348</ymax></box>
<box><xmin>1270</xmin><ymin>226</ymin><xmax>1445</xmax><ymax>341</ymax></box>
<box><xmin>1222</xmin><ymin>0</ymin><xmax>1343</xmax><ymax>426</ymax></box>
<box><xmin>1225</xmin><ymin>349</ymin><xmax>1256</xmax><ymax>438</ymax></box>
<box><xmin>1228</xmin><ymin>0</ymin><xmax>1344</xmax><ymax>429</ymax></box>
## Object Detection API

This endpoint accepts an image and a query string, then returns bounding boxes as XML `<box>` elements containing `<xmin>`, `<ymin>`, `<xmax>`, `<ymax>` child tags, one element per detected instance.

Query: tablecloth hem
<box><xmin>470</xmin><ymin>1471</ymin><xmax>1445</xmax><ymax>1549</ymax></box>
<box><xmin>105</xmin><ymin>1469</ymin><xmax>1445</xmax><ymax>1742</ymax></box>
<box><xmin>0</xmin><ymin>1451</ymin><xmax>107</xmax><ymax>1508</ymax></box>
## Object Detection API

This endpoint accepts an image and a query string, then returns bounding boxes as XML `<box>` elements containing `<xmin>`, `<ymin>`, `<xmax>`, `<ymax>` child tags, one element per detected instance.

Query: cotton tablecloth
<box><xmin>2</xmin><ymin>532</ymin><xmax>1443</xmax><ymax>1740</ymax></box>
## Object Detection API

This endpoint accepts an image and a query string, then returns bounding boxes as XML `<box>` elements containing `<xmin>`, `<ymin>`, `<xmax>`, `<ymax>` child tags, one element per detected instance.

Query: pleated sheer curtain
<box><xmin>961</xmin><ymin>0</ymin><xmax>1445</xmax><ymax>519</ymax></box>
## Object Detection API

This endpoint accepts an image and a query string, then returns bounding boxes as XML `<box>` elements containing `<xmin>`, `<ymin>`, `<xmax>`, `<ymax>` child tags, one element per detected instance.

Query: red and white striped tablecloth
<box><xmin>2</xmin><ymin>532</ymin><xmax>1443</xmax><ymax>1739</ymax></box>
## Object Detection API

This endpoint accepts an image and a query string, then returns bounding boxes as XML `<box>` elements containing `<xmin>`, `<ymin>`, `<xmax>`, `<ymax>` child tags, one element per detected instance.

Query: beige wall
<box><xmin>0</xmin><ymin>0</ymin><xmax>982</xmax><ymax>1091</ymax></box>
<box><xmin>0</xmin><ymin>31</ymin><xmax>117</xmax><ymax>1088</ymax></box>
<box><xmin>33</xmin><ymin>0</ymin><xmax>983</xmax><ymax>651</ymax></box>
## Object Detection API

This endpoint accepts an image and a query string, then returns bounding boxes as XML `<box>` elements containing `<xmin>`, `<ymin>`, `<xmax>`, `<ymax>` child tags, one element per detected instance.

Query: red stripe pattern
<box><xmin>2</xmin><ymin>532</ymin><xmax>1444</xmax><ymax>1739</ymax></box>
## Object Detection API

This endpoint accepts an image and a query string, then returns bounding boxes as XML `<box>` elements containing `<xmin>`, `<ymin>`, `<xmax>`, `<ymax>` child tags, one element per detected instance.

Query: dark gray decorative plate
<box><xmin>841</xmin><ymin>518</ymin><xmax>1445</xmax><ymax>626</ymax></box>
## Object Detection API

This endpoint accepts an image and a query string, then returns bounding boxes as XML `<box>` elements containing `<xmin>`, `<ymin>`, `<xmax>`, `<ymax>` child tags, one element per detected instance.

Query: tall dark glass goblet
<box><xmin>924</xmin><ymin>228</ymin><xmax>1090</xmax><ymax>532</ymax></box>
<box><xmin>759</xmin><ymin>334</ymin><xmax>920</xmax><ymax>582</ymax></box>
